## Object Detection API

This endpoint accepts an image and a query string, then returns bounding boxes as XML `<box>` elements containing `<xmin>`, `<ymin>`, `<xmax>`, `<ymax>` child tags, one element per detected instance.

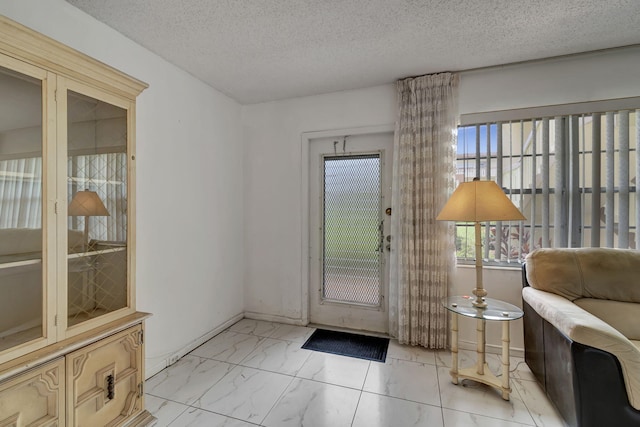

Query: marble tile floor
<box><xmin>145</xmin><ymin>319</ymin><xmax>567</xmax><ymax>427</ymax></box>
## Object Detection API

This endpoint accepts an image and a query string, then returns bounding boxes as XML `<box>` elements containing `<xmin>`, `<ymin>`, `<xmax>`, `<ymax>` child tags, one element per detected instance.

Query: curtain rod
<box><xmin>402</xmin><ymin>43</ymin><xmax>640</xmax><ymax>80</ymax></box>
<box><xmin>459</xmin><ymin>43</ymin><xmax>640</xmax><ymax>75</ymax></box>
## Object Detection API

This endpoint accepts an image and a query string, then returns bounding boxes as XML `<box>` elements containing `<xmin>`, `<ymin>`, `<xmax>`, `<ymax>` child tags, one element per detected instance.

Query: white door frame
<box><xmin>300</xmin><ymin>124</ymin><xmax>394</xmax><ymax>325</ymax></box>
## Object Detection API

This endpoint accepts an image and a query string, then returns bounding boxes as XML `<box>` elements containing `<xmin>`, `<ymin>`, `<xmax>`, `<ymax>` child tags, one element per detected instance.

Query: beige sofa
<box><xmin>523</xmin><ymin>248</ymin><xmax>640</xmax><ymax>427</ymax></box>
<box><xmin>0</xmin><ymin>228</ymin><xmax>86</xmax><ymax>338</ymax></box>
<box><xmin>0</xmin><ymin>228</ymin><xmax>85</xmax><ymax>259</ymax></box>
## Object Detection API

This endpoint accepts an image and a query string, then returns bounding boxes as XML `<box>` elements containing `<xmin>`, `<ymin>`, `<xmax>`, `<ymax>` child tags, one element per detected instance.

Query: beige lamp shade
<box><xmin>437</xmin><ymin>179</ymin><xmax>525</xmax><ymax>309</ymax></box>
<box><xmin>68</xmin><ymin>190</ymin><xmax>110</xmax><ymax>217</ymax></box>
<box><xmin>436</xmin><ymin>179</ymin><xmax>525</xmax><ymax>222</ymax></box>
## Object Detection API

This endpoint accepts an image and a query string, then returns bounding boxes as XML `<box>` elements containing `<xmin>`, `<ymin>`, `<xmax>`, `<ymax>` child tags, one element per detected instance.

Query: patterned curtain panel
<box><xmin>68</xmin><ymin>153</ymin><xmax>127</xmax><ymax>242</ymax></box>
<box><xmin>389</xmin><ymin>72</ymin><xmax>458</xmax><ymax>348</ymax></box>
<box><xmin>0</xmin><ymin>157</ymin><xmax>42</xmax><ymax>229</ymax></box>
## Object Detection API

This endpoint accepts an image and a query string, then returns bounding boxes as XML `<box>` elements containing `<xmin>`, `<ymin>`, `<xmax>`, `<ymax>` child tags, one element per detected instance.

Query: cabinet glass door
<box><xmin>66</xmin><ymin>89</ymin><xmax>129</xmax><ymax>328</ymax></box>
<box><xmin>0</xmin><ymin>65</ymin><xmax>45</xmax><ymax>352</ymax></box>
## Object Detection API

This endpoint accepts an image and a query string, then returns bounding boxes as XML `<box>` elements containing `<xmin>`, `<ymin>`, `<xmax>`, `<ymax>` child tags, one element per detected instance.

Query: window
<box><xmin>456</xmin><ymin>101</ymin><xmax>640</xmax><ymax>265</ymax></box>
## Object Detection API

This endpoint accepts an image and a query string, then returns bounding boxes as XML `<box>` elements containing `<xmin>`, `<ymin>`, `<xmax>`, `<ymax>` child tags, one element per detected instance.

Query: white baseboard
<box><xmin>145</xmin><ymin>312</ymin><xmax>244</xmax><ymax>379</ymax></box>
<box><xmin>243</xmin><ymin>311</ymin><xmax>307</xmax><ymax>326</ymax></box>
<box><xmin>145</xmin><ymin>312</ymin><xmax>526</xmax><ymax>379</ymax></box>
<box><xmin>458</xmin><ymin>339</ymin><xmax>524</xmax><ymax>359</ymax></box>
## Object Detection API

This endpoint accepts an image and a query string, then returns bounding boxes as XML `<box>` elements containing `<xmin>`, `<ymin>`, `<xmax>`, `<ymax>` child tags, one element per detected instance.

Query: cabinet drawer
<box><xmin>0</xmin><ymin>358</ymin><xmax>64</xmax><ymax>427</ymax></box>
<box><xmin>66</xmin><ymin>325</ymin><xmax>143</xmax><ymax>427</ymax></box>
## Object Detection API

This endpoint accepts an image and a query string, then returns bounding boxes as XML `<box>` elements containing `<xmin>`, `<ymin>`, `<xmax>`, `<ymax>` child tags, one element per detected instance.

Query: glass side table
<box><xmin>443</xmin><ymin>295</ymin><xmax>524</xmax><ymax>400</ymax></box>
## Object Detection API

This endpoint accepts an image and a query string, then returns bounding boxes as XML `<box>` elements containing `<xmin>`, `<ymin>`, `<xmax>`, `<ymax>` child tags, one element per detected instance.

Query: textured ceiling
<box><xmin>65</xmin><ymin>0</ymin><xmax>640</xmax><ymax>104</ymax></box>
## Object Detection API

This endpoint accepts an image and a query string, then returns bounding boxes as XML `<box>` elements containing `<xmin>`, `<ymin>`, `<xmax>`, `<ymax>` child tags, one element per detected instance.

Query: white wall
<box><xmin>460</xmin><ymin>46</ymin><xmax>640</xmax><ymax>115</ymax></box>
<box><xmin>243</xmin><ymin>46</ymin><xmax>640</xmax><ymax>353</ymax></box>
<box><xmin>0</xmin><ymin>1</ymin><xmax>245</xmax><ymax>377</ymax></box>
<box><xmin>242</xmin><ymin>86</ymin><xmax>396</xmax><ymax>322</ymax></box>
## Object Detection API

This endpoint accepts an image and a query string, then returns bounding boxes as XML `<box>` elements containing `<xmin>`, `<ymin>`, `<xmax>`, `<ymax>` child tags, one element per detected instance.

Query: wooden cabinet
<box><xmin>0</xmin><ymin>358</ymin><xmax>65</xmax><ymax>426</ymax></box>
<box><xmin>67</xmin><ymin>325</ymin><xmax>143</xmax><ymax>427</ymax></box>
<box><xmin>0</xmin><ymin>15</ymin><xmax>147</xmax><ymax>364</ymax></box>
<box><xmin>0</xmin><ymin>15</ymin><xmax>154</xmax><ymax>427</ymax></box>
<box><xmin>0</xmin><ymin>315</ymin><xmax>153</xmax><ymax>427</ymax></box>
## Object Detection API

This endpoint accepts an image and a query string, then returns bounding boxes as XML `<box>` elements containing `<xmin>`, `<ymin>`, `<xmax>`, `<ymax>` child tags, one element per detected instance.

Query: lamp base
<box><xmin>472</xmin><ymin>288</ymin><xmax>488</xmax><ymax>308</ymax></box>
<box><xmin>471</xmin><ymin>298</ymin><xmax>488</xmax><ymax>309</ymax></box>
<box><xmin>472</xmin><ymin>221</ymin><xmax>488</xmax><ymax>309</ymax></box>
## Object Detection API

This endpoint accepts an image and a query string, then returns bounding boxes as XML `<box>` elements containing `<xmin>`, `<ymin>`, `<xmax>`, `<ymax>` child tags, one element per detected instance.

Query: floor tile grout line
<box><xmin>229</xmin><ymin>321</ymin><xmax>317</xmax><ymax>343</ymax></box>
<box><xmin>347</xmin><ymin>358</ymin><xmax>374</xmax><ymax>427</ymax></box>
<box><xmin>438</xmin><ymin>377</ymin><xmax>540</xmax><ymax>426</ymax></box>
<box><xmin>223</xmin><ymin>364</ymin><xmax>369</xmax><ymax>393</ymax></box>
<box><xmin>296</xmin><ymin>345</ymin><xmax>315</xmax><ymax>375</ymax></box>
<box><xmin>187</xmin><ymin>340</ymin><xmax>448</xmax><ymax>405</ymax></box>
<box><xmin>349</xmin><ymin>389</ymin><xmax>364</xmax><ymax>426</ymax></box>
<box><xmin>293</xmin><ymin>373</ymin><xmax>370</xmax><ymax>392</ymax></box>
<box><xmin>443</xmin><ymin>407</ymin><xmax>539</xmax><ymax>427</ymax></box>
<box><xmin>234</xmin><ymin>347</ymin><xmax>314</xmax><ymax>377</ymax></box>
<box><xmin>205</xmin><ymin>328</ymin><xmax>448</xmax><ymax>366</ymax></box>
<box><xmin>508</xmin><ymin>375</ymin><xmax>539</xmax><ymax>426</ymax></box>
<box><xmin>160</xmin><ymin>362</ymin><xmax>290</xmax><ymax>426</ymax></box>
<box><xmin>435</xmin><ymin>361</ymin><xmax>539</xmax><ymax>425</ymax></box>
<box><xmin>146</xmin><ymin>359</ymin><xmax>240</xmax><ymax>409</ymax></box>
<box><xmin>258</xmin><ymin>374</ymin><xmax>297</xmax><ymax>426</ymax></box>
<box><xmin>234</xmin><ymin>336</ymin><xmax>270</xmax><ymax>366</ymax></box>
<box><xmin>161</xmin><ymin>395</ymin><xmax>263</xmax><ymax>427</ymax></box>
<box><xmin>360</xmin><ymin>390</ymin><xmax>445</xmax><ymax>410</ymax></box>
<box><xmin>385</xmin><ymin>354</ymin><xmax>439</xmax><ymax>367</ymax></box>
<box><xmin>189</xmin><ymin>356</ymin><xmax>374</xmax><ymax>395</ymax></box>
<box><xmin>361</xmin><ymin>355</ymin><xmax>373</xmax><ymax>390</ymax></box>
<box><xmin>146</xmin><ymin>392</ymin><xmax>193</xmax><ymax>420</ymax></box>
<box><xmin>511</xmin><ymin>377</ymin><xmax>567</xmax><ymax>427</ymax></box>
<box><xmin>435</xmin><ymin>357</ymin><xmax>446</xmax><ymax>426</ymax></box>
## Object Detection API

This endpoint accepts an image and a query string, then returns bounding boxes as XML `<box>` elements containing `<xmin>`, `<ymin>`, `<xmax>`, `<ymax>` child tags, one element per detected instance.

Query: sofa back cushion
<box><xmin>526</xmin><ymin>248</ymin><xmax>640</xmax><ymax>303</ymax></box>
<box><xmin>0</xmin><ymin>228</ymin><xmax>42</xmax><ymax>257</ymax></box>
<box><xmin>0</xmin><ymin>228</ymin><xmax>85</xmax><ymax>257</ymax></box>
<box><xmin>575</xmin><ymin>298</ymin><xmax>640</xmax><ymax>340</ymax></box>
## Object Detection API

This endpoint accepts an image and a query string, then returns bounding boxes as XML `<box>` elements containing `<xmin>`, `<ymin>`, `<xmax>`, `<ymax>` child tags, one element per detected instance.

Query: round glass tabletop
<box><xmin>443</xmin><ymin>295</ymin><xmax>524</xmax><ymax>321</ymax></box>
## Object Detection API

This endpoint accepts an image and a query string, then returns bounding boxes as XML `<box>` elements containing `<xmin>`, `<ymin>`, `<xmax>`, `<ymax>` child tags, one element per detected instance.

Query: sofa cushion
<box><xmin>575</xmin><ymin>298</ymin><xmax>640</xmax><ymax>341</ymax></box>
<box><xmin>523</xmin><ymin>286</ymin><xmax>640</xmax><ymax>410</ymax></box>
<box><xmin>0</xmin><ymin>228</ymin><xmax>86</xmax><ymax>258</ymax></box>
<box><xmin>0</xmin><ymin>228</ymin><xmax>42</xmax><ymax>257</ymax></box>
<box><xmin>526</xmin><ymin>248</ymin><xmax>640</xmax><ymax>303</ymax></box>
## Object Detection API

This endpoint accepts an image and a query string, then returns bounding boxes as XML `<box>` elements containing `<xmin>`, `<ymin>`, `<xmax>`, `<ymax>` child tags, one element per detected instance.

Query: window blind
<box><xmin>456</xmin><ymin>104</ymin><xmax>639</xmax><ymax>264</ymax></box>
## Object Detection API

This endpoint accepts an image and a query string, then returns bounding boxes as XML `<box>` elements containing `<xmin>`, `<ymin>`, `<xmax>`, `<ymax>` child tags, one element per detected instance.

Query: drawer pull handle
<box><xmin>106</xmin><ymin>374</ymin><xmax>115</xmax><ymax>400</ymax></box>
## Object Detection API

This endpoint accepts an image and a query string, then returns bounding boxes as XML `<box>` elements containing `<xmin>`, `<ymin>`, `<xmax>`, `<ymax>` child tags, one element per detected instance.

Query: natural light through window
<box><xmin>456</xmin><ymin>109</ymin><xmax>639</xmax><ymax>265</ymax></box>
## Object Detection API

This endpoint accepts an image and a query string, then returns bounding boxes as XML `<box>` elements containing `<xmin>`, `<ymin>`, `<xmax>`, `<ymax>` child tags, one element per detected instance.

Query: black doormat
<box><xmin>301</xmin><ymin>329</ymin><xmax>389</xmax><ymax>362</ymax></box>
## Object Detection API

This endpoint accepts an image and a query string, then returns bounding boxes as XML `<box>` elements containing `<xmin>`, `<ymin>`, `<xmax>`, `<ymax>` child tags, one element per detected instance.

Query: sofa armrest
<box><xmin>522</xmin><ymin>262</ymin><xmax>530</xmax><ymax>288</ymax></box>
<box><xmin>523</xmin><ymin>287</ymin><xmax>640</xmax><ymax>409</ymax></box>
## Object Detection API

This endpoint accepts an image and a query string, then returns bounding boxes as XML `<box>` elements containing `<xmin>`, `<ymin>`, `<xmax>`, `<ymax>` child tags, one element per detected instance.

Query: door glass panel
<box><xmin>323</xmin><ymin>155</ymin><xmax>382</xmax><ymax>305</ymax></box>
<box><xmin>67</xmin><ymin>90</ymin><xmax>128</xmax><ymax>327</ymax></box>
<box><xmin>0</xmin><ymin>66</ymin><xmax>44</xmax><ymax>351</ymax></box>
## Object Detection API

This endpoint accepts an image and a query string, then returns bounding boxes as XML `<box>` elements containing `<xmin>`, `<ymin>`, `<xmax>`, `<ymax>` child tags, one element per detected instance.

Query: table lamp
<box><xmin>436</xmin><ymin>178</ymin><xmax>525</xmax><ymax>308</ymax></box>
<box><xmin>68</xmin><ymin>189</ymin><xmax>109</xmax><ymax>250</ymax></box>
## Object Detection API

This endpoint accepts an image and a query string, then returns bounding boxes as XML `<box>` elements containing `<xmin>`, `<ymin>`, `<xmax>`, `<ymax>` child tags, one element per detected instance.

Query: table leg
<box><xmin>501</xmin><ymin>320</ymin><xmax>511</xmax><ymax>400</ymax></box>
<box><xmin>450</xmin><ymin>313</ymin><xmax>458</xmax><ymax>384</ymax></box>
<box><xmin>476</xmin><ymin>318</ymin><xmax>485</xmax><ymax>375</ymax></box>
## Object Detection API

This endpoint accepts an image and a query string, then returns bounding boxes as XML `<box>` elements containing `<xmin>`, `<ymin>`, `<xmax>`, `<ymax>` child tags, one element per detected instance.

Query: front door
<box><xmin>309</xmin><ymin>132</ymin><xmax>392</xmax><ymax>333</ymax></box>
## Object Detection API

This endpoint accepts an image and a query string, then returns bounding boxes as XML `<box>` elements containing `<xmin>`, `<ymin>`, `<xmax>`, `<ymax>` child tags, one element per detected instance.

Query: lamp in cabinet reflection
<box><xmin>68</xmin><ymin>189</ymin><xmax>109</xmax><ymax>251</ymax></box>
<box><xmin>436</xmin><ymin>178</ymin><xmax>525</xmax><ymax>308</ymax></box>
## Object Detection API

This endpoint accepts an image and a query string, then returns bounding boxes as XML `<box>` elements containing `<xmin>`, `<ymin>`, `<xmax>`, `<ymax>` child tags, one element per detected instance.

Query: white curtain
<box><xmin>0</xmin><ymin>153</ymin><xmax>126</xmax><ymax>244</ymax></box>
<box><xmin>68</xmin><ymin>152</ymin><xmax>128</xmax><ymax>242</ymax></box>
<box><xmin>0</xmin><ymin>157</ymin><xmax>43</xmax><ymax>229</ymax></box>
<box><xmin>389</xmin><ymin>72</ymin><xmax>458</xmax><ymax>348</ymax></box>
